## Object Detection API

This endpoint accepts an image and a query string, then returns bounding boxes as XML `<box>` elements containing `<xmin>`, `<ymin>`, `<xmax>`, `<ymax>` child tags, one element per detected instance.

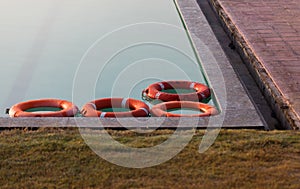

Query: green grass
<box><xmin>0</xmin><ymin>128</ymin><xmax>299</xmax><ymax>188</ymax></box>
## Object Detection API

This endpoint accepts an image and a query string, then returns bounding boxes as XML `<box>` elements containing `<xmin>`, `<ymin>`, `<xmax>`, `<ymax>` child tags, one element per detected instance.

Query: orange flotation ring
<box><xmin>150</xmin><ymin>101</ymin><xmax>218</xmax><ymax>117</ymax></box>
<box><xmin>142</xmin><ymin>81</ymin><xmax>211</xmax><ymax>102</ymax></box>
<box><xmin>9</xmin><ymin>99</ymin><xmax>78</xmax><ymax>117</ymax></box>
<box><xmin>81</xmin><ymin>98</ymin><xmax>150</xmax><ymax>117</ymax></box>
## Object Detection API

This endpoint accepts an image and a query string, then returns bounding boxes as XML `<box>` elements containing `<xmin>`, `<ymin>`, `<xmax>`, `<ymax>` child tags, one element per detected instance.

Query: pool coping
<box><xmin>0</xmin><ymin>0</ymin><xmax>265</xmax><ymax>129</ymax></box>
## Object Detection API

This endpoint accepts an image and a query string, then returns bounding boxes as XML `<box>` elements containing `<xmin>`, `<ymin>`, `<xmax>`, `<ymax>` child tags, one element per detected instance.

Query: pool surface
<box><xmin>0</xmin><ymin>0</ymin><xmax>214</xmax><ymax>116</ymax></box>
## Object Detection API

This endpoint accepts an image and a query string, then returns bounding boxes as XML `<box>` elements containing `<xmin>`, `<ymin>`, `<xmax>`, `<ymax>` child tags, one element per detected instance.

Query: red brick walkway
<box><xmin>211</xmin><ymin>0</ymin><xmax>300</xmax><ymax>129</ymax></box>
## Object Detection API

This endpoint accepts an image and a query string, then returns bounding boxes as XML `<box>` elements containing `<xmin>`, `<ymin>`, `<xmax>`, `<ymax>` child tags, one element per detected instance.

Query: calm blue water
<box><xmin>0</xmin><ymin>0</ymin><xmax>213</xmax><ymax>116</ymax></box>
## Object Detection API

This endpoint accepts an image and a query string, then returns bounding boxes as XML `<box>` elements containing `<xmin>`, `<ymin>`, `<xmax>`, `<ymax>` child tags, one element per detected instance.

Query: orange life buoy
<box><xmin>150</xmin><ymin>101</ymin><xmax>218</xmax><ymax>117</ymax></box>
<box><xmin>81</xmin><ymin>98</ymin><xmax>150</xmax><ymax>117</ymax></box>
<box><xmin>9</xmin><ymin>99</ymin><xmax>79</xmax><ymax>117</ymax></box>
<box><xmin>142</xmin><ymin>81</ymin><xmax>211</xmax><ymax>102</ymax></box>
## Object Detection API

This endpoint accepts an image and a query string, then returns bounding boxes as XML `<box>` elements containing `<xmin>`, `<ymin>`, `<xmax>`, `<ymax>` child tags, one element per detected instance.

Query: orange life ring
<box><xmin>150</xmin><ymin>101</ymin><xmax>218</xmax><ymax>117</ymax></box>
<box><xmin>81</xmin><ymin>98</ymin><xmax>150</xmax><ymax>117</ymax></box>
<box><xmin>9</xmin><ymin>99</ymin><xmax>79</xmax><ymax>117</ymax></box>
<box><xmin>142</xmin><ymin>81</ymin><xmax>211</xmax><ymax>102</ymax></box>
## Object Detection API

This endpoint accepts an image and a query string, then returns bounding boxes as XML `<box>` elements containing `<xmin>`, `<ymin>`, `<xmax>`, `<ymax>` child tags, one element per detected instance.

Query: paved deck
<box><xmin>209</xmin><ymin>0</ymin><xmax>300</xmax><ymax>129</ymax></box>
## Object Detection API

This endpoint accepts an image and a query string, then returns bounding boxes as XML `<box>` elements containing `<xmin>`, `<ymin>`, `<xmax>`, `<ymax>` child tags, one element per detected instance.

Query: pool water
<box><xmin>161</xmin><ymin>89</ymin><xmax>196</xmax><ymax>94</ymax></box>
<box><xmin>25</xmin><ymin>107</ymin><xmax>63</xmax><ymax>113</ymax></box>
<box><xmin>167</xmin><ymin>108</ymin><xmax>205</xmax><ymax>115</ymax></box>
<box><xmin>101</xmin><ymin>108</ymin><xmax>131</xmax><ymax>113</ymax></box>
<box><xmin>0</xmin><ymin>0</ymin><xmax>217</xmax><ymax>116</ymax></box>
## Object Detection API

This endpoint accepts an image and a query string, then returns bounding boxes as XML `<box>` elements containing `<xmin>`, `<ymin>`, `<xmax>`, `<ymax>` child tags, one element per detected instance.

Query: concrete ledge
<box><xmin>176</xmin><ymin>0</ymin><xmax>265</xmax><ymax>129</ymax></box>
<box><xmin>0</xmin><ymin>117</ymin><xmax>263</xmax><ymax>129</ymax></box>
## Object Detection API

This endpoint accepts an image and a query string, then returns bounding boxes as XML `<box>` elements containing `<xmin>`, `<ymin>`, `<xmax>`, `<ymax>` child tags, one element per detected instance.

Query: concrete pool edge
<box><xmin>0</xmin><ymin>117</ymin><xmax>263</xmax><ymax>129</ymax></box>
<box><xmin>0</xmin><ymin>0</ymin><xmax>265</xmax><ymax>129</ymax></box>
<box><xmin>176</xmin><ymin>0</ymin><xmax>265</xmax><ymax>129</ymax></box>
<box><xmin>208</xmin><ymin>0</ymin><xmax>299</xmax><ymax>130</ymax></box>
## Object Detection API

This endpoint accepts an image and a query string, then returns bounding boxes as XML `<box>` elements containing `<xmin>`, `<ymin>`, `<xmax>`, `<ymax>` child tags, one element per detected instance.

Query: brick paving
<box><xmin>210</xmin><ymin>0</ymin><xmax>300</xmax><ymax>129</ymax></box>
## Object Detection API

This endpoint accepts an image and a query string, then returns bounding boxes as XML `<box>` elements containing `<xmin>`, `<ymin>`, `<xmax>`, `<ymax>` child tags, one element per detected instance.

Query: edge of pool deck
<box><xmin>0</xmin><ymin>0</ymin><xmax>265</xmax><ymax>129</ymax></box>
<box><xmin>207</xmin><ymin>0</ymin><xmax>300</xmax><ymax>130</ymax></box>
